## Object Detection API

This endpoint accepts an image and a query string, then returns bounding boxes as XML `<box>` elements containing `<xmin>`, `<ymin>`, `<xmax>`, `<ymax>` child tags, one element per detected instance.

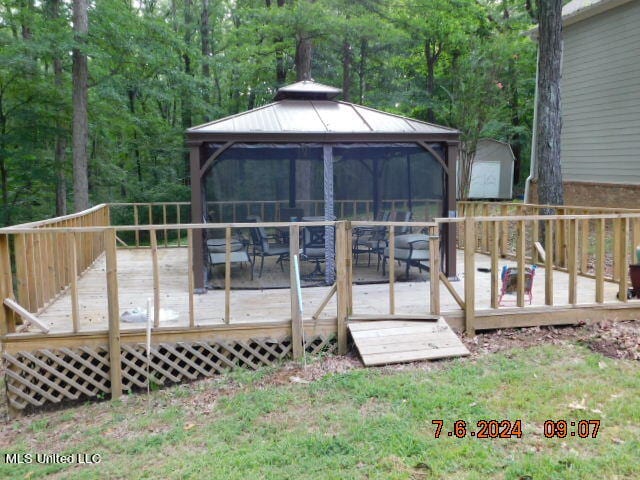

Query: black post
<box><xmin>372</xmin><ymin>158</ymin><xmax>380</xmax><ymax>219</ymax></box>
<box><xmin>289</xmin><ymin>157</ymin><xmax>296</xmax><ymax>208</ymax></box>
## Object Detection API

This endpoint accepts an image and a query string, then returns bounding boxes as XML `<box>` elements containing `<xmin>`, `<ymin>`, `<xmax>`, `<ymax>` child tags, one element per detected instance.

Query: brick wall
<box><xmin>529</xmin><ymin>180</ymin><xmax>640</xmax><ymax>208</ymax></box>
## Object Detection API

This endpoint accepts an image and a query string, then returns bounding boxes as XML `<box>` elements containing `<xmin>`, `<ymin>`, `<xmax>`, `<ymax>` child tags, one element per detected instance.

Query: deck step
<box><xmin>348</xmin><ymin>317</ymin><xmax>469</xmax><ymax>366</ymax></box>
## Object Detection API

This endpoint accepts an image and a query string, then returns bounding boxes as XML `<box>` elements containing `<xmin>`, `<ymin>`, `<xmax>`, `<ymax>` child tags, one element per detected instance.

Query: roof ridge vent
<box><xmin>274</xmin><ymin>80</ymin><xmax>342</xmax><ymax>101</ymax></box>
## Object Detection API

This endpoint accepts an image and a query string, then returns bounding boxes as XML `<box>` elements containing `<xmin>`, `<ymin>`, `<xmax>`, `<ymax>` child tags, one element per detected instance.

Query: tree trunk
<box><xmin>72</xmin><ymin>0</ymin><xmax>89</xmax><ymax>212</ymax></box>
<box><xmin>48</xmin><ymin>0</ymin><xmax>67</xmax><ymax>216</ymax></box>
<box><xmin>535</xmin><ymin>0</ymin><xmax>564</xmax><ymax>210</ymax></box>
<box><xmin>295</xmin><ymin>36</ymin><xmax>313</xmax><ymax>81</ymax></box>
<box><xmin>54</xmin><ymin>76</ymin><xmax>68</xmax><ymax>216</ymax></box>
<box><xmin>201</xmin><ymin>0</ymin><xmax>211</xmax><ymax>115</ymax></box>
<box><xmin>274</xmin><ymin>0</ymin><xmax>287</xmax><ymax>86</ymax></box>
<box><xmin>342</xmin><ymin>39</ymin><xmax>353</xmax><ymax>102</ymax></box>
<box><xmin>182</xmin><ymin>0</ymin><xmax>194</xmax><ymax>178</ymax></box>
<box><xmin>424</xmin><ymin>40</ymin><xmax>441</xmax><ymax>123</ymax></box>
<box><xmin>358</xmin><ymin>38</ymin><xmax>367</xmax><ymax>104</ymax></box>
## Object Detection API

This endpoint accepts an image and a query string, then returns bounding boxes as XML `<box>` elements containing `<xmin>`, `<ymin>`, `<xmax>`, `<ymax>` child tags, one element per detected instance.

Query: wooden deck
<box><xmin>33</xmin><ymin>247</ymin><xmax>625</xmax><ymax>335</ymax></box>
<box><xmin>6</xmin><ymin>203</ymin><xmax>640</xmax><ymax>414</ymax></box>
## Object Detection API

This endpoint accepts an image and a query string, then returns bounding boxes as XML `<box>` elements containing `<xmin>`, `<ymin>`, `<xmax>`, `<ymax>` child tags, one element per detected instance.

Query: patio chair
<box><xmin>276</xmin><ymin>207</ymin><xmax>306</xmax><ymax>244</ymax></box>
<box><xmin>247</xmin><ymin>216</ymin><xmax>289</xmax><ymax>278</ymax></box>
<box><xmin>498</xmin><ymin>265</ymin><xmax>536</xmax><ymax>306</ymax></box>
<box><xmin>207</xmin><ymin>237</ymin><xmax>253</xmax><ymax>280</ymax></box>
<box><xmin>381</xmin><ymin>233</ymin><xmax>430</xmax><ymax>279</ymax></box>
<box><xmin>352</xmin><ymin>210</ymin><xmax>390</xmax><ymax>266</ymax></box>
<box><xmin>301</xmin><ymin>225</ymin><xmax>326</xmax><ymax>278</ymax></box>
<box><xmin>372</xmin><ymin>211</ymin><xmax>413</xmax><ymax>271</ymax></box>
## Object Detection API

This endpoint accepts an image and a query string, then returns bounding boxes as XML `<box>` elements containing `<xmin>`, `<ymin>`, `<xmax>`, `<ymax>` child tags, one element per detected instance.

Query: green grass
<box><xmin>1</xmin><ymin>344</ymin><xmax>639</xmax><ymax>479</ymax></box>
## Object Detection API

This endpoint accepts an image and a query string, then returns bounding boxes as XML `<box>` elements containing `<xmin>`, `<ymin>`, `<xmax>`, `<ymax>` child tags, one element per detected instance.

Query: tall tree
<box><xmin>72</xmin><ymin>0</ymin><xmax>89</xmax><ymax>211</ymax></box>
<box><xmin>46</xmin><ymin>0</ymin><xmax>69</xmax><ymax>216</ymax></box>
<box><xmin>535</xmin><ymin>0</ymin><xmax>563</xmax><ymax>208</ymax></box>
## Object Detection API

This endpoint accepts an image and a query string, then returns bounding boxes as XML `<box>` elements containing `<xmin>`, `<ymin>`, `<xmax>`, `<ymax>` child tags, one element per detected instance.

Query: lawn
<box><xmin>0</xmin><ymin>337</ymin><xmax>639</xmax><ymax>479</ymax></box>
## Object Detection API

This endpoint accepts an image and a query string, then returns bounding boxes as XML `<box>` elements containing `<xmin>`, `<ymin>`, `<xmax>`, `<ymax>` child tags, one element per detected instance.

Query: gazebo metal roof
<box><xmin>188</xmin><ymin>80</ymin><xmax>458</xmax><ymax>136</ymax></box>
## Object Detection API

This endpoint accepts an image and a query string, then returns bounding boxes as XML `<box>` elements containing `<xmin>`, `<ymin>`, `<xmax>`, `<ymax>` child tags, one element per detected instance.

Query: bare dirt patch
<box><xmin>461</xmin><ymin>320</ymin><xmax>640</xmax><ymax>361</ymax></box>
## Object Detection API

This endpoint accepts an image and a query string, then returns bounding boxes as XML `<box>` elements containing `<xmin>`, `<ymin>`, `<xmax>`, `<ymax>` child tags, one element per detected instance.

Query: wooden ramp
<box><xmin>348</xmin><ymin>317</ymin><xmax>470</xmax><ymax>366</ymax></box>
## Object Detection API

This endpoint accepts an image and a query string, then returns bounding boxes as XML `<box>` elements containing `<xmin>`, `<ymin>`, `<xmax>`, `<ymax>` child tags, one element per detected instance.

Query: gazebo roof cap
<box><xmin>274</xmin><ymin>80</ymin><xmax>342</xmax><ymax>100</ymax></box>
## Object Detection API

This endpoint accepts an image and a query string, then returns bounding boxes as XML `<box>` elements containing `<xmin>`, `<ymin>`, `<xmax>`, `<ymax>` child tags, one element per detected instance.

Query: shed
<box><xmin>466</xmin><ymin>139</ymin><xmax>514</xmax><ymax>200</ymax></box>
<box><xmin>186</xmin><ymin>81</ymin><xmax>460</xmax><ymax>289</ymax></box>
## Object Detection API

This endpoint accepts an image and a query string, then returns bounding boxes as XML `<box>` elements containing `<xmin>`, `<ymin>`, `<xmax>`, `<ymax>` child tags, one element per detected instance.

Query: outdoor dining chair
<box><xmin>247</xmin><ymin>216</ymin><xmax>289</xmax><ymax>278</ymax></box>
<box><xmin>207</xmin><ymin>237</ymin><xmax>253</xmax><ymax>280</ymax></box>
<box><xmin>301</xmin><ymin>224</ymin><xmax>327</xmax><ymax>278</ymax></box>
<box><xmin>353</xmin><ymin>210</ymin><xmax>390</xmax><ymax>266</ymax></box>
<box><xmin>381</xmin><ymin>233</ymin><xmax>430</xmax><ymax>279</ymax></box>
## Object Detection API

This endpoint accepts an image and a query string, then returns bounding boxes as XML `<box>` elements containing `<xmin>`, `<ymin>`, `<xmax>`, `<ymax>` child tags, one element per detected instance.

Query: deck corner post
<box><xmin>336</xmin><ymin>221</ymin><xmax>349</xmax><ymax>355</ymax></box>
<box><xmin>428</xmin><ymin>226</ymin><xmax>441</xmax><ymax>315</ymax></box>
<box><xmin>463</xmin><ymin>217</ymin><xmax>476</xmax><ymax>337</ymax></box>
<box><xmin>0</xmin><ymin>234</ymin><xmax>16</xmax><ymax>334</ymax></box>
<box><xmin>104</xmin><ymin>228</ymin><xmax>122</xmax><ymax>399</ymax></box>
<box><xmin>289</xmin><ymin>224</ymin><xmax>303</xmax><ymax>360</ymax></box>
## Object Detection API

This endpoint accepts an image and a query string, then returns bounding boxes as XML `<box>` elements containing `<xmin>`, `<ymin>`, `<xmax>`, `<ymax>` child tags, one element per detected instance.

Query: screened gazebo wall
<box><xmin>203</xmin><ymin>143</ymin><xmax>446</xmax><ymax>223</ymax></box>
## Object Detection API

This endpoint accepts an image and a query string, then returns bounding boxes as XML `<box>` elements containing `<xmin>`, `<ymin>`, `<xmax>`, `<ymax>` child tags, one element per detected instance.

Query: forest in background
<box><xmin>0</xmin><ymin>0</ymin><xmax>538</xmax><ymax>226</ymax></box>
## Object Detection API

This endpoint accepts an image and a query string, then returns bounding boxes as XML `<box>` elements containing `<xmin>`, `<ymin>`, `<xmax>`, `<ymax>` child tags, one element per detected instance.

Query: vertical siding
<box><xmin>561</xmin><ymin>0</ymin><xmax>640</xmax><ymax>183</ymax></box>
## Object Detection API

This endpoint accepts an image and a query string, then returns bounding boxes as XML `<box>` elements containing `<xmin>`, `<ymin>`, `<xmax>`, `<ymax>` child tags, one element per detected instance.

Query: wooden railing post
<box><xmin>428</xmin><ymin>227</ymin><xmax>440</xmax><ymax>315</ymax></box>
<box><xmin>289</xmin><ymin>224</ymin><xmax>303</xmax><ymax>360</ymax></box>
<box><xmin>568</xmin><ymin>219</ymin><xmax>578</xmax><ymax>305</ymax></box>
<box><xmin>0</xmin><ymin>234</ymin><xmax>16</xmax><ymax>334</ymax></box>
<box><xmin>618</xmin><ymin>217</ymin><xmax>629</xmax><ymax>303</ymax></box>
<box><xmin>336</xmin><ymin>221</ymin><xmax>349</xmax><ymax>355</ymax></box>
<box><xmin>345</xmin><ymin>220</ymin><xmax>353</xmax><ymax>315</ymax></box>
<box><xmin>388</xmin><ymin>226</ymin><xmax>395</xmax><ymax>315</ymax></box>
<box><xmin>104</xmin><ymin>228</ymin><xmax>122</xmax><ymax>399</ymax></box>
<box><xmin>595</xmin><ymin>219</ymin><xmax>605</xmax><ymax>303</ymax></box>
<box><xmin>133</xmin><ymin>205</ymin><xmax>140</xmax><ymax>247</ymax></box>
<box><xmin>224</xmin><ymin>226</ymin><xmax>231</xmax><ymax>324</ymax></box>
<box><xmin>500</xmin><ymin>204</ymin><xmax>509</xmax><ymax>257</ymax></box>
<box><xmin>516</xmin><ymin>220</ymin><xmax>526</xmax><ymax>307</ymax></box>
<box><xmin>613</xmin><ymin>218</ymin><xmax>621</xmax><ymax>281</ymax></box>
<box><xmin>69</xmin><ymin>232</ymin><xmax>80</xmax><ymax>333</ymax></box>
<box><xmin>150</xmin><ymin>229</ymin><xmax>161</xmax><ymax>327</ymax></box>
<box><xmin>463</xmin><ymin>217</ymin><xmax>475</xmax><ymax>336</ymax></box>
<box><xmin>187</xmin><ymin>229</ymin><xmax>195</xmax><ymax>327</ymax></box>
<box><xmin>580</xmin><ymin>217</ymin><xmax>589</xmax><ymax>274</ymax></box>
<box><xmin>545</xmin><ymin>220</ymin><xmax>554</xmax><ymax>306</ymax></box>
<box><xmin>490</xmin><ymin>221</ymin><xmax>499</xmax><ymax>309</ymax></box>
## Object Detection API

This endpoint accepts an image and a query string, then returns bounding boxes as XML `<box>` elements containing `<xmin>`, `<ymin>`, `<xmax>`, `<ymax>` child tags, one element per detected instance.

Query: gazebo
<box><xmin>186</xmin><ymin>81</ymin><xmax>459</xmax><ymax>289</ymax></box>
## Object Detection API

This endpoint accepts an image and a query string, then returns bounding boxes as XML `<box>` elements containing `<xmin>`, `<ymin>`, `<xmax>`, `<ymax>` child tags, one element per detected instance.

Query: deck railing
<box><xmin>2</xmin><ymin>203</ymin><xmax>640</xmax><ymax>339</ymax></box>
<box><xmin>109</xmin><ymin>202</ymin><xmax>190</xmax><ymax>248</ymax></box>
<box><xmin>1</xmin><ymin>204</ymin><xmax>110</xmax><ymax>329</ymax></box>
<box><xmin>457</xmin><ymin>201</ymin><xmax>640</xmax><ymax>282</ymax></box>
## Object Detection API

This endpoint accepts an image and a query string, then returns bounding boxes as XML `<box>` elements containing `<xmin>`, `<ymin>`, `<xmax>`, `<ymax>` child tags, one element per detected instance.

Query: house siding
<box><xmin>561</xmin><ymin>0</ymin><xmax>640</xmax><ymax>184</ymax></box>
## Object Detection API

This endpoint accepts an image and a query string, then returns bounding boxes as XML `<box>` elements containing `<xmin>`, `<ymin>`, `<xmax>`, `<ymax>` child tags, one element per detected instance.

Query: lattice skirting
<box><xmin>3</xmin><ymin>334</ymin><xmax>337</xmax><ymax>411</ymax></box>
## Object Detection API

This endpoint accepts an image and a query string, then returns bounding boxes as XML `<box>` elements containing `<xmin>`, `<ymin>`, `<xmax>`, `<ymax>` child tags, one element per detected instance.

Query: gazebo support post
<box><xmin>446</xmin><ymin>142</ymin><xmax>458</xmax><ymax>278</ymax></box>
<box><xmin>323</xmin><ymin>145</ymin><xmax>336</xmax><ymax>285</ymax></box>
<box><xmin>289</xmin><ymin>157</ymin><xmax>296</xmax><ymax>209</ymax></box>
<box><xmin>372</xmin><ymin>159</ymin><xmax>380</xmax><ymax>219</ymax></box>
<box><xmin>190</xmin><ymin>143</ymin><xmax>206</xmax><ymax>292</ymax></box>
